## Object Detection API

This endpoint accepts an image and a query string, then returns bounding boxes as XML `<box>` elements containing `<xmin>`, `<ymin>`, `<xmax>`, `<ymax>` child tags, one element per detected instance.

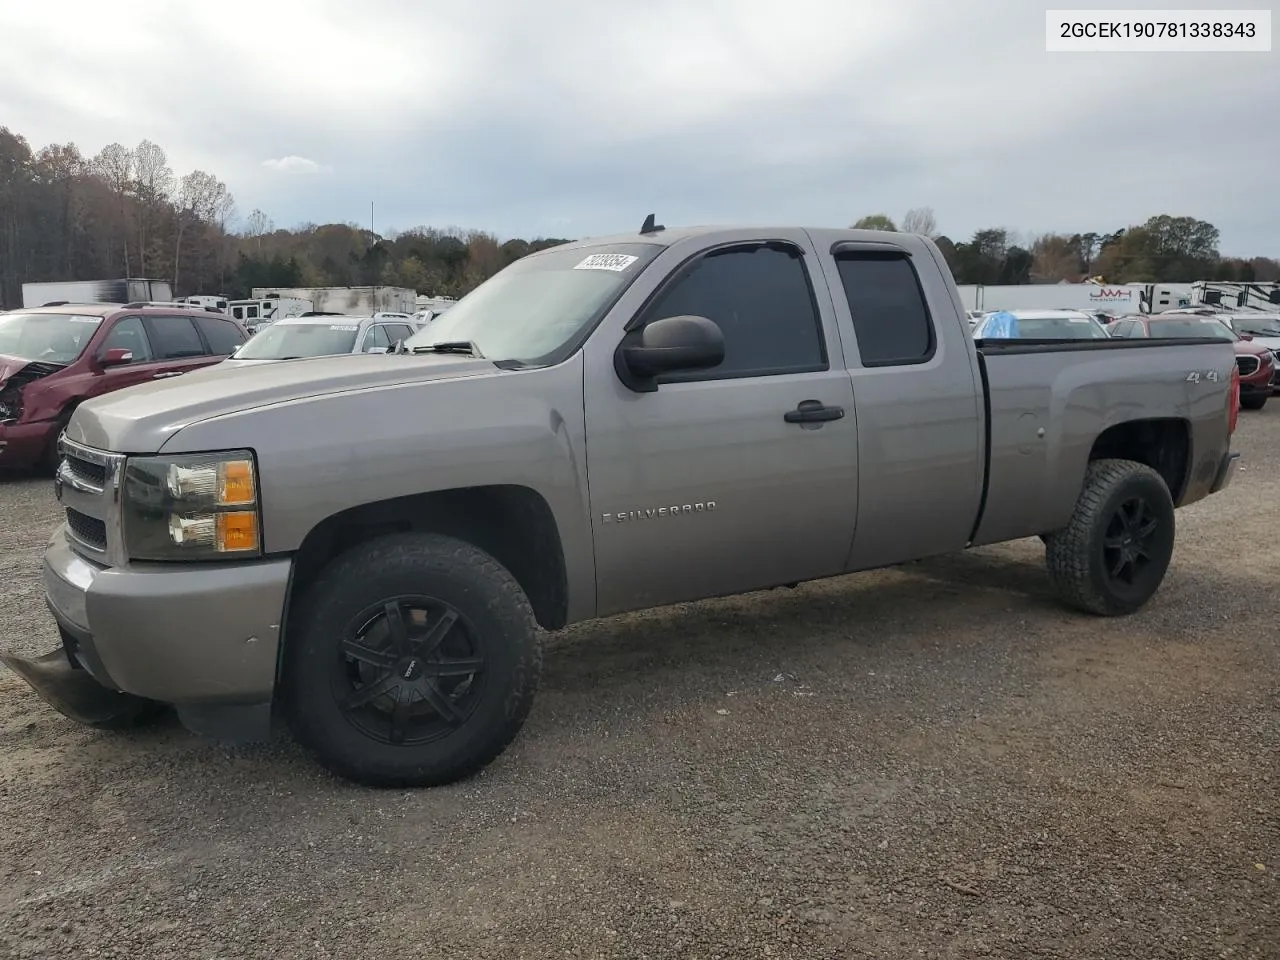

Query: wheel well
<box><xmin>1088</xmin><ymin>419</ymin><xmax>1190</xmax><ymax>501</ymax></box>
<box><xmin>288</xmin><ymin>485</ymin><xmax>569</xmax><ymax>630</ymax></box>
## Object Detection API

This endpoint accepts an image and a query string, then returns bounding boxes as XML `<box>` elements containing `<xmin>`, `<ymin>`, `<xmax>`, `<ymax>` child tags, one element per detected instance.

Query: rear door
<box><xmin>814</xmin><ymin>240</ymin><xmax>984</xmax><ymax>570</ymax></box>
<box><xmin>141</xmin><ymin>314</ymin><xmax>219</xmax><ymax>379</ymax></box>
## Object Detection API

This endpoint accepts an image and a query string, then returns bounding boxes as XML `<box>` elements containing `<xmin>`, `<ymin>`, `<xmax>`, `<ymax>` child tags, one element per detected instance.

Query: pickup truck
<box><xmin>1</xmin><ymin>221</ymin><xmax>1242</xmax><ymax>789</ymax></box>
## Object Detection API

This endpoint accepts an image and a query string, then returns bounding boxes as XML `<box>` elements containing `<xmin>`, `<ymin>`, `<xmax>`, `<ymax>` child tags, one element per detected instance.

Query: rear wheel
<box><xmin>1240</xmin><ymin>393</ymin><xmax>1267</xmax><ymax>410</ymax></box>
<box><xmin>282</xmin><ymin>533</ymin><xmax>542</xmax><ymax>788</ymax></box>
<box><xmin>1045</xmin><ymin>458</ymin><xmax>1175</xmax><ymax>616</ymax></box>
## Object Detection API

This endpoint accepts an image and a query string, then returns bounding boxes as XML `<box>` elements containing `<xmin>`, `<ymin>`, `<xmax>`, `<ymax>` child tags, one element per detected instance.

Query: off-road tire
<box><xmin>1045</xmin><ymin>458</ymin><xmax>1175</xmax><ymax>616</ymax></box>
<box><xmin>1240</xmin><ymin>394</ymin><xmax>1267</xmax><ymax>410</ymax></box>
<box><xmin>282</xmin><ymin>532</ymin><xmax>543</xmax><ymax>788</ymax></box>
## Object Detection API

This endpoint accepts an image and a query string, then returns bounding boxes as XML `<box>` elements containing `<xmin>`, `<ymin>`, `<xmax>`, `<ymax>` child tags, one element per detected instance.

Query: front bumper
<box><xmin>0</xmin><ymin>419</ymin><xmax>56</xmax><ymax>468</ymax></box>
<box><xmin>32</xmin><ymin>528</ymin><xmax>292</xmax><ymax>706</ymax></box>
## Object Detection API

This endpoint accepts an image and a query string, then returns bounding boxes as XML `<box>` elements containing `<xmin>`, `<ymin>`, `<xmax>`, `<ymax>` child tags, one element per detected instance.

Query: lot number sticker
<box><xmin>573</xmin><ymin>253</ymin><xmax>638</xmax><ymax>272</ymax></box>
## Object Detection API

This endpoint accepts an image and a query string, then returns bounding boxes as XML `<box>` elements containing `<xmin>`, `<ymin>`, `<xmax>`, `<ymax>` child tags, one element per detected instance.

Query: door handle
<box><xmin>152</xmin><ymin>371</ymin><xmax>184</xmax><ymax>379</ymax></box>
<box><xmin>784</xmin><ymin>400</ymin><xmax>844</xmax><ymax>423</ymax></box>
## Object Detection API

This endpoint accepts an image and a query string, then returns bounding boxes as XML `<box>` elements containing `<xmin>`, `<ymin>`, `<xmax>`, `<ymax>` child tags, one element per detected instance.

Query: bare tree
<box><xmin>172</xmin><ymin>169</ymin><xmax>230</xmax><ymax>293</ymax></box>
<box><xmin>901</xmin><ymin>207</ymin><xmax>938</xmax><ymax>237</ymax></box>
<box><xmin>132</xmin><ymin>139</ymin><xmax>172</xmax><ymax>276</ymax></box>
<box><xmin>245</xmin><ymin>208</ymin><xmax>274</xmax><ymax>255</ymax></box>
<box><xmin>93</xmin><ymin>142</ymin><xmax>135</xmax><ymax>274</ymax></box>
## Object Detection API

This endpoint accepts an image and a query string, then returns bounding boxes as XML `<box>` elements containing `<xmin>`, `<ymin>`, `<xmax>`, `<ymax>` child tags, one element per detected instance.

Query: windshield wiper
<box><xmin>412</xmin><ymin>340</ymin><xmax>484</xmax><ymax>358</ymax></box>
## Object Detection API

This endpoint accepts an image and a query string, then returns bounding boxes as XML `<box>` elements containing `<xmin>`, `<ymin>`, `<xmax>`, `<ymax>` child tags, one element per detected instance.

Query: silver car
<box><xmin>227</xmin><ymin>314</ymin><xmax>422</xmax><ymax>363</ymax></box>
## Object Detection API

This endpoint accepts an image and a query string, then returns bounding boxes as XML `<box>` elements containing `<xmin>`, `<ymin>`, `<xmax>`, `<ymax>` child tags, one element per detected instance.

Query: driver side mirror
<box><xmin>1239</xmin><ymin>333</ymin><xmax>1253</xmax><ymax>341</ymax></box>
<box><xmin>389</xmin><ymin>340</ymin><xmax>404</xmax><ymax>354</ymax></box>
<box><xmin>100</xmin><ymin>348</ymin><xmax>133</xmax><ymax>367</ymax></box>
<box><xmin>615</xmin><ymin>315</ymin><xmax>724</xmax><ymax>392</ymax></box>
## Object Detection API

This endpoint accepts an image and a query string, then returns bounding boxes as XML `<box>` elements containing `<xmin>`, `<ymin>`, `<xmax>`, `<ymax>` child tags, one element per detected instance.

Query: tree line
<box><xmin>0</xmin><ymin>127</ymin><xmax>570</xmax><ymax>309</ymax></box>
<box><xmin>3</xmin><ymin>125</ymin><xmax>1276</xmax><ymax>311</ymax></box>
<box><xmin>853</xmin><ymin>208</ymin><xmax>1280</xmax><ymax>285</ymax></box>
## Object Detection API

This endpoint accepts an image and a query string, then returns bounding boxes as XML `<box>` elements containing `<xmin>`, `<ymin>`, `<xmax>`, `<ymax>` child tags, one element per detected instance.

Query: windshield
<box><xmin>1235</xmin><ymin>318</ymin><xmax>1280</xmax><ymax>337</ymax></box>
<box><xmin>0</xmin><ymin>312</ymin><xmax>102</xmax><ymax>364</ymax></box>
<box><xmin>1148</xmin><ymin>319</ymin><xmax>1236</xmax><ymax>341</ymax></box>
<box><xmin>402</xmin><ymin>242</ymin><xmax>662</xmax><ymax>364</ymax></box>
<box><xmin>231</xmin><ymin>321</ymin><xmax>361</xmax><ymax>359</ymax></box>
<box><xmin>1014</xmin><ymin>317</ymin><xmax>1108</xmax><ymax>339</ymax></box>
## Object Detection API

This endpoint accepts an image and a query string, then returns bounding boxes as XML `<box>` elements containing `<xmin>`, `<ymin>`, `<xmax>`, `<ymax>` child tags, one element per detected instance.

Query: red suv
<box><xmin>0</xmin><ymin>303</ymin><xmax>248</xmax><ymax>471</ymax></box>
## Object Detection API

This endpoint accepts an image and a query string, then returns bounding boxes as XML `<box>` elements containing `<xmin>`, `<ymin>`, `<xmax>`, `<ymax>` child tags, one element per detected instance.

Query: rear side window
<box><xmin>146</xmin><ymin>316</ymin><xmax>207</xmax><ymax>359</ymax></box>
<box><xmin>195</xmin><ymin>316</ymin><xmax>245</xmax><ymax>355</ymax></box>
<box><xmin>640</xmin><ymin>244</ymin><xmax>826</xmax><ymax>378</ymax></box>
<box><xmin>836</xmin><ymin>254</ymin><xmax>934</xmax><ymax>366</ymax></box>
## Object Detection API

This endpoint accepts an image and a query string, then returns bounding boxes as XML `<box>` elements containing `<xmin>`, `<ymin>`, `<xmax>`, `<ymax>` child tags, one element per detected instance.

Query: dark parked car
<box><xmin>1108</xmin><ymin>314</ymin><xmax>1274</xmax><ymax>409</ymax></box>
<box><xmin>0</xmin><ymin>303</ymin><xmax>248</xmax><ymax>471</ymax></box>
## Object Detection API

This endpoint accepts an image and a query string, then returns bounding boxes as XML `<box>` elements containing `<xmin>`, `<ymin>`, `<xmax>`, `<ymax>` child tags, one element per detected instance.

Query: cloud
<box><xmin>0</xmin><ymin>0</ymin><xmax>1275</xmax><ymax>254</ymax></box>
<box><xmin>262</xmin><ymin>156</ymin><xmax>330</xmax><ymax>175</ymax></box>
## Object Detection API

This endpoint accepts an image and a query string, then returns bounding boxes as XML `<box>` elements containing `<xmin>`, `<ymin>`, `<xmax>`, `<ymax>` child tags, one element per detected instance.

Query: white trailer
<box><xmin>227</xmin><ymin>296</ymin><xmax>313</xmax><ymax>327</ymax></box>
<box><xmin>21</xmin><ymin>278</ymin><xmax>173</xmax><ymax>308</ymax></box>
<box><xmin>1192</xmin><ymin>281</ymin><xmax>1280</xmax><ymax>313</ymax></box>
<box><xmin>967</xmin><ymin>282</ymin><xmax>1147</xmax><ymax>314</ymax></box>
<box><xmin>252</xmin><ymin>286</ymin><xmax>417</xmax><ymax>316</ymax></box>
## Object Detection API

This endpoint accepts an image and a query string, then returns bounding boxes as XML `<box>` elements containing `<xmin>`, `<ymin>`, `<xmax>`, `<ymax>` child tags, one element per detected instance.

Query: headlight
<box><xmin>122</xmin><ymin>451</ymin><xmax>262</xmax><ymax>561</ymax></box>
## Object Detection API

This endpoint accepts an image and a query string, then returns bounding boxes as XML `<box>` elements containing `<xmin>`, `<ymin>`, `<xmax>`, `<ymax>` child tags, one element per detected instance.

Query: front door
<box><xmin>91</xmin><ymin>316</ymin><xmax>170</xmax><ymax>397</ymax></box>
<box><xmin>583</xmin><ymin>235</ymin><xmax>859</xmax><ymax>616</ymax></box>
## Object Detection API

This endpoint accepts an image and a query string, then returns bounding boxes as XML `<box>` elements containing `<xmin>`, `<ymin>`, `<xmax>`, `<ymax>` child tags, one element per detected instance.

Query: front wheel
<box><xmin>1044</xmin><ymin>458</ymin><xmax>1175</xmax><ymax>616</ymax></box>
<box><xmin>282</xmin><ymin>532</ymin><xmax>542</xmax><ymax>788</ymax></box>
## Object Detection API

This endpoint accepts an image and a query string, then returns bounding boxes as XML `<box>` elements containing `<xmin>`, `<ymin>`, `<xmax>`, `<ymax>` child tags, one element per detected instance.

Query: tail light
<box><xmin>1229</xmin><ymin>364</ymin><xmax>1240</xmax><ymax>435</ymax></box>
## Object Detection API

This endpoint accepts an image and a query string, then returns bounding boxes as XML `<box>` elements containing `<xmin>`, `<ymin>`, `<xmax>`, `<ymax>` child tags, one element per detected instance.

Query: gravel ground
<box><xmin>1</xmin><ymin>414</ymin><xmax>1277</xmax><ymax>960</ymax></box>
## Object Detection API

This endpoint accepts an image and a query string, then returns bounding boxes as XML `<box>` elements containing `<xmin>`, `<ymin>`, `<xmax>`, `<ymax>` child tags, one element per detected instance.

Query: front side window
<box><xmin>361</xmin><ymin>325</ymin><xmax>391</xmax><ymax>352</ymax></box>
<box><xmin>1147</xmin><ymin>319</ymin><xmax>1236</xmax><ymax>340</ymax></box>
<box><xmin>101</xmin><ymin>317</ymin><xmax>154</xmax><ymax>362</ymax></box>
<box><xmin>638</xmin><ymin>244</ymin><xmax>825</xmax><ymax>379</ymax></box>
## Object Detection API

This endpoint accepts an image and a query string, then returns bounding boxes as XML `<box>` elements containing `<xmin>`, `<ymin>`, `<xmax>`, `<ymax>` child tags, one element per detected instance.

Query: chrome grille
<box><xmin>55</xmin><ymin>436</ymin><xmax>127</xmax><ymax>566</ymax></box>
<box><xmin>64</xmin><ymin>452</ymin><xmax>107</xmax><ymax>489</ymax></box>
<box><xmin>1236</xmin><ymin>355</ymin><xmax>1260</xmax><ymax>376</ymax></box>
<box><xmin>65</xmin><ymin>508</ymin><xmax>107</xmax><ymax>552</ymax></box>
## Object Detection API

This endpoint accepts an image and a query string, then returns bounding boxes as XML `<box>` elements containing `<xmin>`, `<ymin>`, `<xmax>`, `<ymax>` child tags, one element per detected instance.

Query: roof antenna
<box><xmin>640</xmin><ymin>213</ymin><xmax>665</xmax><ymax>235</ymax></box>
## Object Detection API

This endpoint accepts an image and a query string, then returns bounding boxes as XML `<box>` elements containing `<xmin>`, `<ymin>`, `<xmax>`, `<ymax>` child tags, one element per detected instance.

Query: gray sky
<box><xmin>2</xmin><ymin>0</ymin><xmax>1275</xmax><ymax>255</ymax></box>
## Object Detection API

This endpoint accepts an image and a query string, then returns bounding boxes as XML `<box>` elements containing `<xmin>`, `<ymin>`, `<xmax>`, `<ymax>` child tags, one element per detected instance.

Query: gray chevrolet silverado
<box><xmin>2</xmin><ymin>221</ymin><xmax>1242</xmax><ymax>788</ymax></box>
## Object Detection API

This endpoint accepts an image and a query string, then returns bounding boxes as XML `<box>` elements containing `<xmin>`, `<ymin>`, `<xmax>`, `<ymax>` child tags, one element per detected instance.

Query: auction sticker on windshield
<box><xmin>573</xmin><ymin>253</ymin><xmax>638</xmax><ymax>272</ymax></box>
<box><xmin>329</xmin><ymin>324</ymin><xmax>359</xmax><ymax>330</ymax></box>
<box><xmin>69</xmin><ymin>316</ymin><xmax>102</xmax><ymax>323</ymax></box>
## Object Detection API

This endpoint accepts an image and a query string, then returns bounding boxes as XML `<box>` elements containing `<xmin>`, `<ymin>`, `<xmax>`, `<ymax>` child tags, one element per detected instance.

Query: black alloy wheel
<box><xmin>336</xmin><ymin>597</ymin><xmax>486</xmax><ymax>746</ymax></box>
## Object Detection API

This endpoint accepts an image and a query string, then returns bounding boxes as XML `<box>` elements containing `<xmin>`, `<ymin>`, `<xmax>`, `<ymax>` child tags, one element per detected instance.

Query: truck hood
<box><xmin>66</xmin><ymin>353</ymin><xmax>496</xmax><ymax>453</ymax></box>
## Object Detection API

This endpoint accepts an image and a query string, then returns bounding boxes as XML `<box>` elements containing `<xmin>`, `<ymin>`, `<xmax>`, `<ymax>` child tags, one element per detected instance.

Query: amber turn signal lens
<box><xmin>216</xmin><ymin>511</ymin><xmax>259</xmax><ymax>552</ymax></box>
<box><xmin>218</xmin><ymin>459</ymin><xmax>256</xmax><ymax>505</ymax></box>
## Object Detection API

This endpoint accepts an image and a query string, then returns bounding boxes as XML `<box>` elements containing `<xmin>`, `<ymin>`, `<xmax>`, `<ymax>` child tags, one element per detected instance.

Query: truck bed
<box><xmin>969</xmin><ymin>336</ymin><xmax>1236</xmax><ymax>546</ymax></box>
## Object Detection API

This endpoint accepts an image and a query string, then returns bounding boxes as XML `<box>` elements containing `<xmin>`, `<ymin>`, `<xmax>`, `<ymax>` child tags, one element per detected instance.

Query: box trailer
<box><xmin>21</xmin><ymin>278</ymin><xmax>174</xmax><ymax>308</ymax></box>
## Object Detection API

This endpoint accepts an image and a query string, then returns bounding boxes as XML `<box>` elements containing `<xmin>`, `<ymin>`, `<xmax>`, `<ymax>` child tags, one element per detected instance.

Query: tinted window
<box><xmin>195</xmin><ymin>316</ymin><xmax>245</xmax><ymax>355</ymax></box>
<box><xmin>641</xmin><ymin>245</ymin><xmax>825</xmax><ymax>377</ymax></box>
<box><xmin>386</xmin><ymin>323</ymin><xmax>415</xmax><ymax>342</ymax></box>
<box><xmin>101</xmin><ymin>317</ymin><xmax>153</xmax><ymax>362</ymax></box>
<box><xmin>836</xmin><ymin>255</ymin><xmax>933</xmax><ymax>365</ymax></box>
<box><xmin>146</xmin><ymin>316</ymin><xmax>207</xmax><ymax>359</ymax></box>
<box><xmin>1147</xmin><ymin>319</ymin><xmax>1236</xmax><ymax>340</ymax></box>
<box><xmin>362</xmin><ymin>325</ymin><xmax>391</xmax><ymax>352</ymax></box>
